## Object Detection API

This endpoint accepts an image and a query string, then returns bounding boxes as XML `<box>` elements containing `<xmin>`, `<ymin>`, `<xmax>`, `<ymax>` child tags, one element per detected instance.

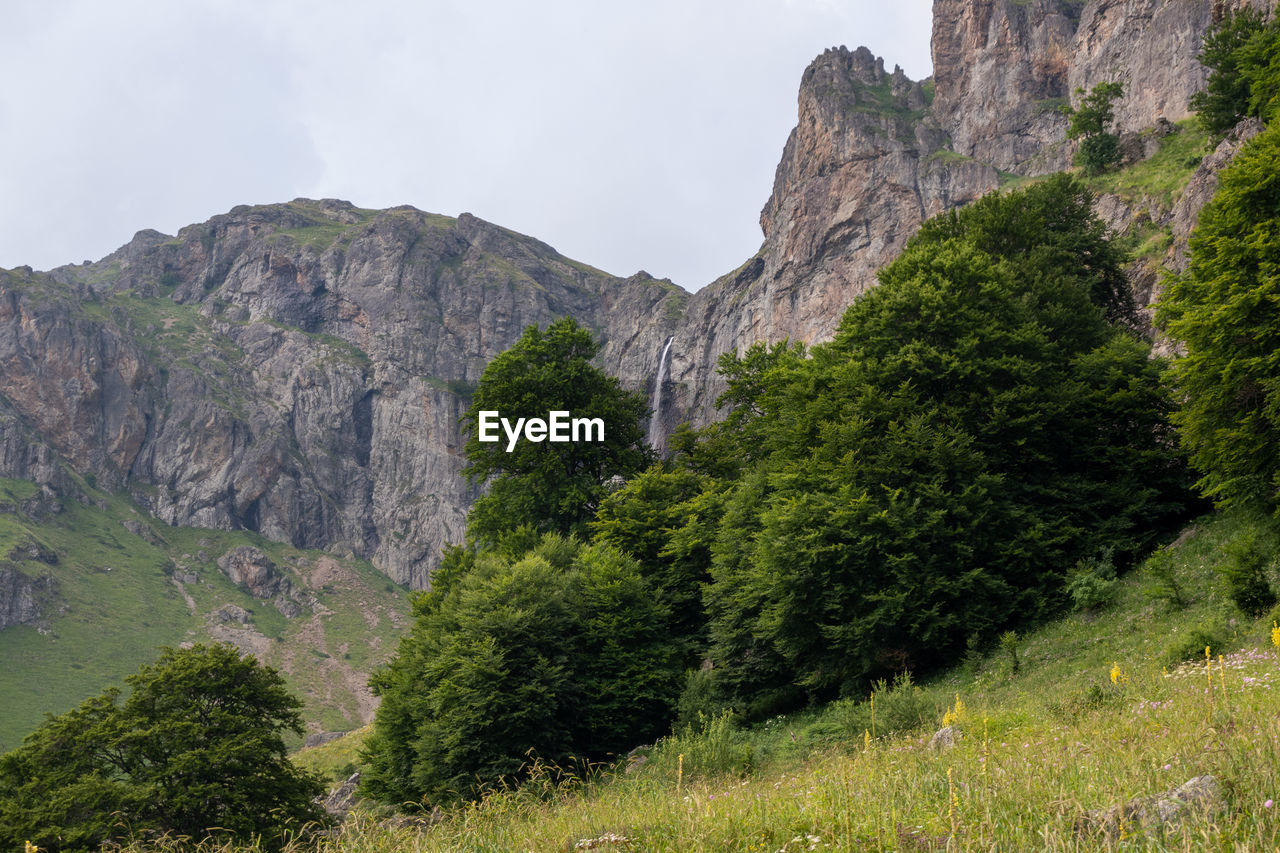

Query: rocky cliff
<box><xmin>0</xmin><ymin>0</ymin><xmax>1260</xmax><ymax>588</ymax></box>
<box><xmin>657</xmin><ymin>0</ymin><xmax>1270</xmax><ymax>421</ymax></box>
<box><xmin>1</xmin><ymin>205</ymin><xmax>682</xmax><ymax>587</ymax></box>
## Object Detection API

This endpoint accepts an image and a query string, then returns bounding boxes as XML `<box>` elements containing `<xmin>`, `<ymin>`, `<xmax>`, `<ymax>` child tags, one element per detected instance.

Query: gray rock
<box><xmin>217</xmin><ymin>546</ymin><xmax>289</xmax><ymax>599</ymax></box>
<box><xmin>304</xmin><ymin>730</ymin><xmax>348</xmax><ymax>748</ymax></box>
<box><xmin>274</xmin><ymin>596</ymin><xmax>303</xmax><ymax>619</ymax></box>
<box><xmin>321</xmin><ymin>771</ymin><xmax>361</xmax><ymax>817</ymax></box>
<box><xmin>929</xmin><ymin>725</ymin><xmax>963</xmax><ymax>751</ymax></box>
<box><xmin>1076</xmin><ymin>774</ymin><xmax>1225</xmax><ymax>839</ymax></box>
<box><xmin>213</xmin><ymin>603</ymin><xmax>252</xmax><ymax>625</ymax></box>
<box><xmin>7</xmin><ymin>538</ymin><xmax>58</xmax><ymax>565</ymax></box>
<box><xmin>0</xmin><ymin>564</ymin><xmax>57</xmax><ymax>630</ymax></box>
<box><xmin>121</xmin><ymin>518</ymin><xmax>166</xmax><ymax>547</ymax></box>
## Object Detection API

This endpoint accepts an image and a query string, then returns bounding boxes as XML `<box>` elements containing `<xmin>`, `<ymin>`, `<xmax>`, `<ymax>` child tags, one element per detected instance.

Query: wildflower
<box><xmin>1273</xmin><ymin>622</ymin><xmax>1280</xmax><ymax>650</ymax></box>
<box><xmin>1109</xmin><ymin>663</ymin><xmax>1128</xmax><ymax>685</ymax></box>
<box><xmin>942</xmin><ymin>693</ymin><xmax>966</xmax><ymax>727</ymax></box>
<box><xmin>26</xmin><ymin>843</ymin><xmax>40</xmax><ymax>853</ymax></box>
<box><xmin>1266</xmin><ymin>799</ymin><xmax>1275</xmax><ymax>809</ymax></box>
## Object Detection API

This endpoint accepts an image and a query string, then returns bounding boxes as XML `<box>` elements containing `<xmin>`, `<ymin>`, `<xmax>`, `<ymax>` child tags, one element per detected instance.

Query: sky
<box><xmin>0</xmin><ymin>0</ymin><xmax>934</xmax><ymax>292</ymax></box>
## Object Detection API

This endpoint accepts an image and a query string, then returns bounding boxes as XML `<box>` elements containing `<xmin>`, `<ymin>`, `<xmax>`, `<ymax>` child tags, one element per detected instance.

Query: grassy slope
<box><xmin>0</xmin><ymin>477</ymin><xmax>409</xmax><ymax>752</ymax></box>
<box><xmin>290</xmin><ymin>509</ymin><xmax>1280</xmax><ymax>852</ymax></box>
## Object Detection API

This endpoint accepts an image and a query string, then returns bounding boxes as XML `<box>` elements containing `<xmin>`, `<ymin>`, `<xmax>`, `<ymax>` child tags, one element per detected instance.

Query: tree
<box><xmin>591</xmin><ymin>465</ymin><xmax>722</xmax><ymax>657</ymax></box>
<box><xmin>362</xmin><ymin>535</ymin><xmax>681</xmax><ymax>806</ymax></box>
<box><xmin>1066</xmin><ymin>82</ymin><xmax>1124</xmax><ymax>175</ymax></box>
<box><xmin>462</xmin><ymin>317</ymin><xmax>651</xmax><ymax>544</ymax></box>
<box><xmin>1158</xmin><ymin>122</ymin><xmax>1280</xmax><ymax>513</ymax></box>
<box><xmin>705</xmin><ymin>178</ymin><xmax>1192</xmax><ymax>712</ymax></box>
<box><xmin>0</xmin><ymin>644</ymin><xmax>325</xmax><ymax>852</ymax></box>
<box><xmin>1191</xmin><ymin>7</ymin><xmax>1272</xmax><ymax>137</ymax></box>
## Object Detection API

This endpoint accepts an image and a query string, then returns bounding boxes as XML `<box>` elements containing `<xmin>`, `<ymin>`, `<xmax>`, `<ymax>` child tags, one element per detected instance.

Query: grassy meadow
<box><xmin>114</xmin><ymin>507</ymin><xmax>1280</xmax><ymax>852</ymax></box>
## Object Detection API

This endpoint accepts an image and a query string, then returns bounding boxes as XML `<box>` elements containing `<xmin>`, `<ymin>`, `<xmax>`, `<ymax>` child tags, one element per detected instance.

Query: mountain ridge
<box><xmin>0</xmin><ymin>1</ymin><xmax>1268</xmax><ymax>590</ymax></box>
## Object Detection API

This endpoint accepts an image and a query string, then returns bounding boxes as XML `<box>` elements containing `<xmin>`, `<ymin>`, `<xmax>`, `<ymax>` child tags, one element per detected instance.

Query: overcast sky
<box><xmin>1</xmin><ymin>0</ymin><xmax>933</xmax><ymax>291</ymax></box>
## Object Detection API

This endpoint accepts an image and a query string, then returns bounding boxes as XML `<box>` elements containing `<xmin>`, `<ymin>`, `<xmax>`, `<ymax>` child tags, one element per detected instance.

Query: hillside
<box><xmin>2</xmin><ymin>0</ymin><xmax>1278</xmax><ymax>827</ymax></box>
<box><xmin>0</xmin><ymin>474</ymin><xmax>408</xmax><ymax>751</ymax></box>
<box><xmin>0</xmin><ymin>1</ymin><xmax>1259</xmax><ymax>598</ymax></box>
<box><xmin>286</xmin><ymin>509</ymin><xmax>1280</xmax><ymax>851</ymax></box>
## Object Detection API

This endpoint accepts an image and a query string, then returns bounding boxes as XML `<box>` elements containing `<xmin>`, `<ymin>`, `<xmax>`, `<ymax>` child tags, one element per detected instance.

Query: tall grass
<box><xmin>115</xmin><ymin>509</ymin><xmax>1280</xmax><ymax>850</ymax></box>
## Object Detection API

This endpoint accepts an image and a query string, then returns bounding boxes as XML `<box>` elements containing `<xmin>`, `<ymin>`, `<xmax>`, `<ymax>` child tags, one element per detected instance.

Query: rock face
<box><xmin>0</xmin><ymin>564</ymin><xmax>56</xmax><ymax>631</ymax></box>
<box><xmin>0</xmin><ymin>0</ymin><xmax>1253</xmax><ymax>588</ymax></box>
<box><xmin>217</xmin><ymin>546</ymin><xmax>288</xmax><ymax>599</ymax></box>
<box><xmin>0</xmin><ymin>204</ymin><xmax>682</xmax><ymax>588</ymax></box>
<box><xmin>931</xmin><ymin>0</ymin><xmax>1081</xmax><ymax>174</ymax></box>
<box><xmin>663</xmin><ymin>46</ymin><xmax>998</xmax><ymax>420</ymax></box>
<box><xmin>1076</xmin><ymin>775</ymin><xmax>1226</xmax><ymax>839</ymax></box>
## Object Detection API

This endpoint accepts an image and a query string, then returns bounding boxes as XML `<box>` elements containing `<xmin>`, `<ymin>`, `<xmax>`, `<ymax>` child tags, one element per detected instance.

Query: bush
<box><xmin>675</xmin><ymin>667</ymin><xmax>728</xmax><ymax>731</ymax></box>
<box><xmin>833</xmin><ymin>672</ymin><xmax>933</xmax><ymax>739</ymax></box>
<box><xmin>1142</xmin><ymin>547</ymin><xmax>1188</xmax><ymax>609</ymax></box>
<box><xmin>1065</xmin><ymin>548</ymin><xmax>1120</xmax><ymax>612</ymax></box>
<box><xmin>650</xmin><ymin>711</ymin><xmax>754</xmax><ymax>780</ymax></box>
<box><xmin>1163</xmin><ymin>623</ymin><xmax>1229</xmax><ymax>668</ymax></box>
<box><xmin>1000</xmin><ymin>630</ymin><xmax>1021</xmax><ymax>676</ymax></box>
<box><xmin>1221</xmin><ymin>538</ymin><xmax>1277</xmax><ymax>616</ymax></box>
<box><xmin>1067</xmin><ymin>82</ymin><xmax>1124</xmax><ymax>175</ymax></box>
<box><xmin>0</xmin><ymin>644</ymin><xmax>325</xmax><ymax>852</ymax></box>
<box><xmin>362</xmin><ymin>536</ymin><xmax>683</xmax><ymax>806</ymax></box>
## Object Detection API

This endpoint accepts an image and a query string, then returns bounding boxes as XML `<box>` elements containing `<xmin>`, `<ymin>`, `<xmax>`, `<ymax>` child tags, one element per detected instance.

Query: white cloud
<box><xmin>0</xmin><ymin>0</ymin><xmax>933</xmax><ymax>288</ymax></box>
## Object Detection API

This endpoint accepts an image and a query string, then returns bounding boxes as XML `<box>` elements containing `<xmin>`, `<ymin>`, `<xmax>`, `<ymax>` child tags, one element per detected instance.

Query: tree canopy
<box><xmin>1158</xmin><ymin>121</ymin><xmax>1280</xmax><ymax>513</ymax></box>
<box><xmin>1067</xmin><ymin>82</ymin><xmax>1125</xmax><ymax>175</ymax></box>
<box><xmin>1192</xmin><ymin>8</ymin><xmax>1280</xmax><ymax>137</ymax></box>
<box><xmin>703</xmin><ymin>176</ymin><xmax>1191</xmax><ymax>714</ymax></box>
<box><xmin>362</xmin><ymin>535</ymin><xmax>681</xmax><ymax>806</ymax></box>
<box><xmin>462</xmin><ymin>316</ymin><xmax>651</xmax><ymax>544</ymax></box>
<box><xmin>0</xmin><ymin>644</ymin><xmax>325</xmax><ymax>852</ymax></box>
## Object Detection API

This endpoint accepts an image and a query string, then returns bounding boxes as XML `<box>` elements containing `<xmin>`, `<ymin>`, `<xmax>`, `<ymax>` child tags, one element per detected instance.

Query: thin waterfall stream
<box><xmin>647</xmin><ymin>336</ymin><xmax>674</xmax><ymax>450</ymax></box>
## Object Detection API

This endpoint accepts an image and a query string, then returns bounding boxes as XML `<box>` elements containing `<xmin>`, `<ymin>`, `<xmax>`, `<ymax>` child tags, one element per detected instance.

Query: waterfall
<box><xmin>647</xmin><ymin>336</ymin><xmax>674</xmax><ymax>450</ymax></box>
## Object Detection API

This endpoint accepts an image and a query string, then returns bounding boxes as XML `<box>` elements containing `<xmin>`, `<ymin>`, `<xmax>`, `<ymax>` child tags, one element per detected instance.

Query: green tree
<box><xmin>592</xmin><ymin>466</ymin><xmax>722</xmax><ymax>656</ymax></box>
<box><xmin>1066</xmin><ymin>82</ymin><xmax>1124</xmax><ymax>175</ymax></box>
<box><xmin>363</xmin><ymin>535</ymin><xmax>681</xmax><ymax>806</ymax></box>
<box><xmin>1191</xmin><ymin>7</ymin><xmax>1272</xmax><ymax>137</ymax></box>
<box><xmin>1159</xmin><ymin>122</ymin><xmax>1280</xmax><ymax>513</ymax></box>
<box><xmin>705</xmin><ymin>178</ymin><xmax>1191</xmax><ymax>712</ymax></box>
<box><xmin>0</xmin><ymin>644</ymin><xmax>325</xmax><ymax>852</ymax></box>
<box><xmin>462</xmin><ymin>317</ymin><xmax>651</xmax><ymax>544</ymax></box>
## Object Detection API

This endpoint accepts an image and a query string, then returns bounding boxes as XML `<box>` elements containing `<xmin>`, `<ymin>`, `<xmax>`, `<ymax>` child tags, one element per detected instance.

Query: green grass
<box><xmin>1085</xmin><ymin>119</ymin><xmax>1211</xmax><ymax>211</ymax></box>
<box><xmin>260</xmin><ymin>508</ymin><xmax>1280</xmax><ymax>851</ymax></box>
<box><xmin>294</xmin><ymin>726</ymin><xmax>372</xmax><ymax>783</ymax></box>
<box><xmin>0</xmin><ymin>478</ymin><xmax>409</xmax><ymax>753</ymax></box>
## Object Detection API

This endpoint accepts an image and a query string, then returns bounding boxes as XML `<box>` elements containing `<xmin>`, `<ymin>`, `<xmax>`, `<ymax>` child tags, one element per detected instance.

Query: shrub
<box><xmin>1065</xmin><ymin>548</ymin><xmax>1120</xmax><ymax>612</ymax></box>
<box><xmin>362</xmin><ymin>536</ymin><xmax>683</xmax><ymax>806</ymax></box>
<box><xmin>650</xmin><ymin>711</ymin><xmax>754</xmax><ymax>780</ymax></box>
<box><xmin>0</xmin><ymin>644</ymin><xmax>325</xmax><ymax>852</ymax></box>
<box><xmin>1163</xmin><ymin>623</ymin><xmax>1229</xmax><ymax>668</ymax></box>
<box><xmin>1220</xmin><ymin>537</ymin><xmax>1277</xmax><ymax>616</ymax></box>
<box><xmin>833</xmin><ymin>672</ymin><xmax>933</xmax><ymax>739</ymax></box>
<box><xmin>675</xmin><ymin>667</ymin><xmax>728</xmax><ymax>731</ymax></box>
<box><xmin>1067</xmin><ymin>82</ymin><xmax>1124</xmax><ymax>174</ymax></box>
<box><xmin>1000</xmin><ymin>630</ymin><xmax>1021</xmax><ymax>676</ymax></box>
<box><xmin>1142</xmin><ymin>547</ymin><xmax>1188</xmax><ymax>609</ymax></box>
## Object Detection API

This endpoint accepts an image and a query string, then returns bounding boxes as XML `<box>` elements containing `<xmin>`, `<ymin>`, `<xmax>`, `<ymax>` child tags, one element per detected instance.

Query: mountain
<box><xmin>0</xmin><ymin>0</ymin><xmax>1271</xmax><ymax>742</ymax></box>
<box><xmin>1</xmin><ymin>205</ymin><xmax>682</xmax><ymax>588</ymax></box>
